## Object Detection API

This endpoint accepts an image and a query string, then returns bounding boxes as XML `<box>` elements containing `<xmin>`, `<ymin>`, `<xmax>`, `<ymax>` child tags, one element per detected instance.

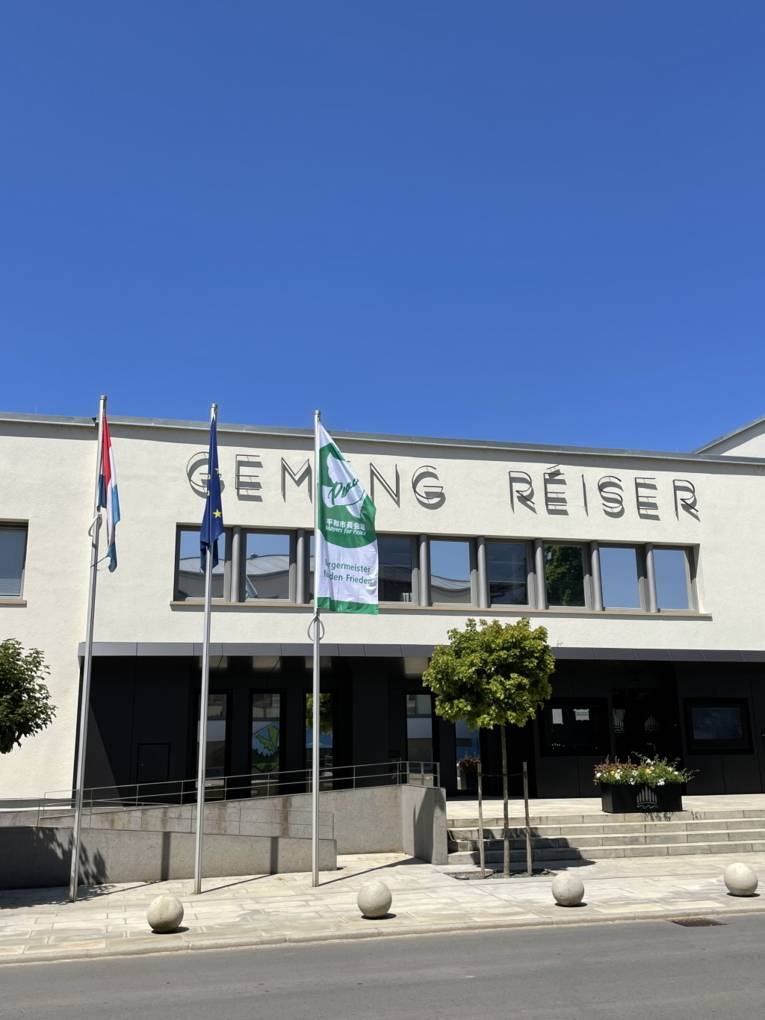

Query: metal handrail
<box><xmin>37</xmin><ymin>759</ymin><xmax>440</xmax><ymax>824</ymax></box>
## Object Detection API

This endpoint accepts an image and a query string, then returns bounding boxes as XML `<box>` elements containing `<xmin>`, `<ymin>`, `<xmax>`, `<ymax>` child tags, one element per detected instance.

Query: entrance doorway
<box><xmin>611</xmin><ymin>686</ymin><xmax>681</xmax><ymax>761</ymax></box>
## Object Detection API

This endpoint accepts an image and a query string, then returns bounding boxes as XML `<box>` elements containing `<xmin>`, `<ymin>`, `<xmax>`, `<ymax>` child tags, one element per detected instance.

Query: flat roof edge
<box><xmin>3</xmin><ymin>409</ymin><xmax>765</xmax><ymax>467</ymax></box>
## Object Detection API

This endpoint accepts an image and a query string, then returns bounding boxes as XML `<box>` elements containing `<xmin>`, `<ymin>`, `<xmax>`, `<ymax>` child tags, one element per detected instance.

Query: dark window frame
<box><xmin>174</xmin><ymin>524</ymin><xmax>233</xmax><ymax>602</ymax></box>
<box><xmin>485</xmin><ymin>538</ymin><xmax>533</xmax><ymax>608</ymax></box>
<box><xmin>684</xmin><ymin>698</ymin><xmax>753</xmax><ymax>754</ymax></box>
<box><xmin>405</xmin><ymin>691</ymin><xmax>437</xmax><ymax>764</ymax></box>
<box><xmin>241</xmin><ymin>528</ymin><xmax>295</xmax><ymax>602</ymax></box>
<box><xmin>654</xmin><ymin>545</ymin><xmax>695</xmax><ymax>613</ymax></box>
<box><xmin>250</xmin><ymin>690</ymin><xmax>284</xmax><ymax>774</ymax></box>
<box><xmin>539</xmin><ymin>697</ymin><xmax>611</xmax><ymax>757</ymax></box>
<box><xmin>543</xmin><ymin>541</ymin><xmax>589</xmax><ymax>609</ymax></box>
<box><xmin>598</xmin><ymin>543</ymin><xmax>646</xmax><ymax>611</ymax></box>
<box><xmin>377</xmin><ymin>532</ymin><xmax>418</xmax><ymax>605</ymax></box>
<box><xmin>0</xmin><ymin>521</ymin><xmax>28</xmax><ymax>599</ymax></box>
<box><xmin>428</xmin><ymin>536</ymin><xmax>476</xmax><ymax>608</ymax></box>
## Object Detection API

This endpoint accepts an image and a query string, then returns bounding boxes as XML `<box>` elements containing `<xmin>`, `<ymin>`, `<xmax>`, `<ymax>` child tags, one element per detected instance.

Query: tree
<box><xmin>0</xmin><ymin>640</ymin><xmax>56</xmax><ymax>754</ymax></box>
<box><xmin>422</xmin><ymin>618</ymin><xmax>554</xmax><ymax>877</ymax></box>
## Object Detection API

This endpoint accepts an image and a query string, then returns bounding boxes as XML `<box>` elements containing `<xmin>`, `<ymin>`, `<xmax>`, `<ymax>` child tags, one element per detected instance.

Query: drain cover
<box><xmin>669</xmin><ymin>916</ymin><xmax>725</xmax><ymax>927</ymax></box>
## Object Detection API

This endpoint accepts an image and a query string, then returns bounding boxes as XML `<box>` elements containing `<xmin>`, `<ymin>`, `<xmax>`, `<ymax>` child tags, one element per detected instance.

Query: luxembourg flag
<box><xmin>98</xmin><ymin>414</ymin><xmax>121</xmax><ymax>571</ymax></box>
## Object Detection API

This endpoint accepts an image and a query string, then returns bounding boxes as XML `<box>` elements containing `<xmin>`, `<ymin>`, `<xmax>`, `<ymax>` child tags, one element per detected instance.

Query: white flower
<box><xmin>657</xmin><ymin>779</ymin><xmax>665</xmax><ymax>786</ymax></box>
<box><xmin>595</xmin><ymin>772</ymin><xmax>602</xmax><ymax>779</ymax></box>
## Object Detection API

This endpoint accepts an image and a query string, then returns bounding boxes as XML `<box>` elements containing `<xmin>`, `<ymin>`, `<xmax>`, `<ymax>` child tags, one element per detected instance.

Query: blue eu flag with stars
<box><xmin>200</xmin><ymin>407</ymin><xmax>224</xmax><ymax>568</ymax></box>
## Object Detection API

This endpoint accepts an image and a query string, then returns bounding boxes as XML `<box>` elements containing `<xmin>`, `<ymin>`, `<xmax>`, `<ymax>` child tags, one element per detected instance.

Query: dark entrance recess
<box><xmin>612</xmin><ymin>686</ymin><xmax>682</xmax><ymax>761</ymax></box>
<box><xmin>136</xmin><ymin>743</ymin><xmax>170</xmax><ymax>785</ymax></box>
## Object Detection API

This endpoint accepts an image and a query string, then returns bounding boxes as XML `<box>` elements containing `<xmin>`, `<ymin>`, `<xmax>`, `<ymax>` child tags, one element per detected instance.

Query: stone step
<box><xmin>448</xmin><ymin>818</ymin><xmax>765</xmax><ymax>840</ymax></box>
<box><xmin>447</xmin><ymin>809</ymin><xmax>765</xmax><ymax>828</ymax></box>
<box><xmin>447</xmin><ymin>838</ymin><xmax>765</xmax><ymax>865</ymax></box>
<box><xmin>450</xmin><ymin>827</ymin><xmax>765</xmax><ymax>852</ymax></box>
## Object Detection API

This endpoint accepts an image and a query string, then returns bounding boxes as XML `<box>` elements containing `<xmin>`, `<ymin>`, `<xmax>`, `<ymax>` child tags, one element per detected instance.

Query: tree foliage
<box><xmin>0</xmin><ymin>639</ymin><xmax>56</xmax><ymax>754</ymax></box>
<box><xmin>422</xmin><ymin>618</ymin><xmax>554</xmax><ymax>730</ymax></box>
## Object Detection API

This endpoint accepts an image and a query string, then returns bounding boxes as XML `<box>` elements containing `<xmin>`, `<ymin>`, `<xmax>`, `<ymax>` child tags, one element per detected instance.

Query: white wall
<box><xmin>2</xmin><ymin>414</ymin><xmax>765</xmax><ymax>798</ymax></box>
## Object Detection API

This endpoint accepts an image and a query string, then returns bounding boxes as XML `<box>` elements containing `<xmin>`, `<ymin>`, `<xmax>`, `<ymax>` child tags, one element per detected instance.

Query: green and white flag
<box><xmin>315</xmin><ymin>423</ymin><xmax>378</xmax><ymax>614</ymax></box>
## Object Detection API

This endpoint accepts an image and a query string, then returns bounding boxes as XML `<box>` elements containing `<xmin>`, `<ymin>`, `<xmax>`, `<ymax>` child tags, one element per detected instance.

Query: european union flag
<box><xmin>200</xmin><ymin>407</ymin><xmax>224</xmax><ymax>568</ymax></box>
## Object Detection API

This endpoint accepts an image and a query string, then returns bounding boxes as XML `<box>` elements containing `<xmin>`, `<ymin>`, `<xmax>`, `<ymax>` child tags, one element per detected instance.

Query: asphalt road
<box><xmin>3</xmin><ymin>915</ymin><xmax>765</xmax><ymax>1019</ymax></box>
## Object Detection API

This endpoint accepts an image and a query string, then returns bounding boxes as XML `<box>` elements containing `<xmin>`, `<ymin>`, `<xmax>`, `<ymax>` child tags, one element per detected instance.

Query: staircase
<box><xmin>447</xmin><ymin>807</ymin><xmax>765</xmax><ymax>869</ymax></box>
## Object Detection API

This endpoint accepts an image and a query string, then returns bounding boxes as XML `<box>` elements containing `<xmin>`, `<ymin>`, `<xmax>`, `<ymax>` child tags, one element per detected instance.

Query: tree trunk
<box><xmin>500</xmin><ymin>724</ymin><xmax>510</xmax><ymax>878</ymax></box>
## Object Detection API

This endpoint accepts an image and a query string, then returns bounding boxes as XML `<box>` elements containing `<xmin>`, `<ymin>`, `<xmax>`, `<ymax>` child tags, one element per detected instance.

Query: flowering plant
<box><xmin>593</xmin><ymin>756</ymin><xmax>695</xmax><ymax>788</ymax></box>
<box><xmin>457</xmin><ymin>756</ymin><xmax>481</xmax><ymax>772</ymax></box>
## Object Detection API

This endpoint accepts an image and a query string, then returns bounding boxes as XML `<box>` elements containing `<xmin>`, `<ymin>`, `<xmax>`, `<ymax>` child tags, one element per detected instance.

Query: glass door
<box><xmin>195</xmin><ymin>692</ymin><xmax>228</xmax><ymax>799</ymax></box>
<box><xmin>251</xmin><ymin>693</ymin><xmax>281</xmax><ymax>795</ymax></box>
<box><xmin>306</xmin><ymin>693</ymin><xmax>334</xmax><ymax>789</ymax></box>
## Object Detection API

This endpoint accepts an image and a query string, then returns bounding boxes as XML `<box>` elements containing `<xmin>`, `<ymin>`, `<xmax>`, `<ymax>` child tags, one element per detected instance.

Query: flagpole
<box><xmin>193</xmin><ymin>403</ymin><xmax>217</xmax><ymax>896</ymax></box>
<box><xmin>311</xmin><ymin>409</ymin><xmax>321</xmax><ymax>888</ymax></box>
<box><xmin>69</xmin><ymin>394</ymin><xmax>106</xmax><ymax>902</ymax></box>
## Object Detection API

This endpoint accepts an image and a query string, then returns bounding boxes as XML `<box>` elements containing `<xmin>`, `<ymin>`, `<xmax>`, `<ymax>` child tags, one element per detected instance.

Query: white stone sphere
<box><xmin>551</xmin><ymin>873</ymin><xmax>585</xmax><ymax>907</ymax></box>
<box><xmin>147</xmin><ymin>895</ymin><xmax>185</xmax><ymax>933</ymax></box>
<box><xmin>357</xmin><ymin>880</ymin><xmax>393</xmax><ymax>918</ymax></box>
<box><xmin>724</xmin><ymin>863</ymin><xmax>758</xmax><ymax>897</ymax></box>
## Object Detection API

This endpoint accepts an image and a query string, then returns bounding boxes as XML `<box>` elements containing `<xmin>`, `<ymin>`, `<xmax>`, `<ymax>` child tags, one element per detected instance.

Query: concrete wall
<box><xmin>15</xmin><ymin>783</ymin><xmax>448</xmax><ymax>863</ymax></box>
<box><xmin>0</xmin><ymin>826</ymin><xmax>336</xmax><ymax>890</ymax></box>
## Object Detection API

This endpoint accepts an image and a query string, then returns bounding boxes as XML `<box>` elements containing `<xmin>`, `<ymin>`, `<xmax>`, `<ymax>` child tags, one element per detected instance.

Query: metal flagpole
<box><xmin>311</xmin><ymin>409</ymin><xmax>322</xmax><ymax>888</ymax></box>
<box><xmin>193</xmin><ymin>403</ymin><xmax>217</xmax><ymax>896</ymax></box>
<box><xmin>69</xmin><ymin>395</ymin><xmax>106</xmax><ymax>902</ymax></box>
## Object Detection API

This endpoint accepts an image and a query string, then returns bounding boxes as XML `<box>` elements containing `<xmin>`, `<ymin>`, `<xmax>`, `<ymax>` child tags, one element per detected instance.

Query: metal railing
<box><xmin>36</xmin><ymin>759</ymin><xmax>440</xmax><ymax>825</ymax></box>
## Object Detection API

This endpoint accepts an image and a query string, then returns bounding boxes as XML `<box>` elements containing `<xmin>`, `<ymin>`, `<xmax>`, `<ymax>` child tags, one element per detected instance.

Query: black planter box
<box><xmin>600</xmin><ymin>784</ymin><xmax>683</xmax><ymax>813</ymax></box>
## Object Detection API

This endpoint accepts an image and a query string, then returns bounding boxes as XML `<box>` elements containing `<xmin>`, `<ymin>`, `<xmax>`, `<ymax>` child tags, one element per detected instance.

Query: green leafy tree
<box><xmin>0</xmin><ymin>640</ymin><xmax>56</xmax><ymax>754</ymax></box>
<box><xmin>423</xmin><ymin>618</ymin><xmax>554</xmax><ymax>876</ymax></box>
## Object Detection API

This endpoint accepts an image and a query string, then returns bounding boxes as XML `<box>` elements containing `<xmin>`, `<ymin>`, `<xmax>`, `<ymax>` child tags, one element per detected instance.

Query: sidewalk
<box><xmin>1</xmin><ymin>851</ymin><xmax>765</xmax><ymax>965</ymax></box>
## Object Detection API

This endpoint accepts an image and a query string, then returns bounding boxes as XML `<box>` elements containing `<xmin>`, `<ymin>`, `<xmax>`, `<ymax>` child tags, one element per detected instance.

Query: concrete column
<box><xmin>474</xmin><ymin>538</ymin><xmax>488</xmax><ymax>608</ymax></box>
<box><xmin>230</xmin><ymin>526</ymin><xmax>242</xmax><ymax>602</ymax></box>
<box><xmin>645</xmin><ymin>544</ymin><xmax>658</xmax><ymax>613</ymax></box>
<box><xmin>590</xmin><ymin>542</ymin><xmax>603</xmax><ymax>611</ymax></box>
<box><xmin>419</xmin><ymin>535</ymin><xmax>430</xmax><ymax>607</ymax></box>
<box><xmin>534</xmin><ymin>539</ymin><xmax>546</xmax><ymax>610</ymax></box>
<box><xmin>295</xmin><ymin>529</ymin><xmax>306</xmax><ymax>604</ymax></box>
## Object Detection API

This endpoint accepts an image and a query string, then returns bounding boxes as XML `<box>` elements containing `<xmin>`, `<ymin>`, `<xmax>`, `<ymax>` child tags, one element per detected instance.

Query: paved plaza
<box><xmin>1</xmin><ymin>849</ymin><xmax>765</xmax><ymax>965</ymax></box>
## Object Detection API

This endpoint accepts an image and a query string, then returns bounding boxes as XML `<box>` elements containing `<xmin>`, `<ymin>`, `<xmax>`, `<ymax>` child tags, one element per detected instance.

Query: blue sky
<box><xmin>1</xmin><ymin>2</ymin><xmax>763</xmax><ymax>452</ymax></box>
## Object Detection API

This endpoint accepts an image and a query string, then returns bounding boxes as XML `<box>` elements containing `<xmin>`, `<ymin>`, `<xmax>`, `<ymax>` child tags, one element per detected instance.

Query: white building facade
<box><xmin>2</xmin><ymin>410</ymin><xmax>765</xmax><ymax>802</ymax></box>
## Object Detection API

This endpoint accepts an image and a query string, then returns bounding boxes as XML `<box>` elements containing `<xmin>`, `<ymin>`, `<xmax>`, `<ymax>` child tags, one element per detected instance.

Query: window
<box><xmin>251</xmin><ymin>693</ymin><xmax>281</xmax><ymax>772</ymax></box>
<box><xmin>684</xmin><ymin>699</ymin><xmax>752</xmax><ymax>753</ymax></box>
<box><xmin>195</xmin><ymin>692</ymin><xmax>228</xmax><ymax>780</ymax></box>
<box><xmin>540</xmin><ymin>700</ymin><xmax>610</xmax><ymax>756</ymax></box>
<box><xmin>305</xmin><ymin>692</ymin><xmax>334</xmax><ymax>769</ymax></box>
<box><xmin>654</xmin><ymin>548</ymin><xmax>691</xmax><ymax>610</ymax></box>
<box><xmin>406</xmin><ymin>693</ymin><xmax>434</xmax><ymax>762</ymax></box>
<box><xmin>378</xmin><ymin>535</ymin><xmax>416</xmax><ymax>602</ymax></box>
<box><xmin>600</xmin><ymin>546</ymin><xmax>641</xmax><ymax>609</ymax></box>
<box><xmin>0</xmin><ymin>525</ymin><xmax>27</xmax><ymax>597</ymax></box>
<box><xmin>544</xmin><ymin>543</ymin><xmax>586</xmax><ymax>607</ymax></box>
<box><xmin>244</xmin><ymin>531</ymin><xmax>291</xmax><ymax>600</ymax></box>
<box><xmin>175</xmin><ymin>527</ymin><xmax>227</xmax><ymax>600</ymax></box>
<box><xmin>430</xmin><ymin>539</ymin><xmax>472</xmax><ymax>605</ymax></box>
<box><xmin>486</xmin><ymin>540</ymin><xmax>528</xmax><ymax>605</ymax></box>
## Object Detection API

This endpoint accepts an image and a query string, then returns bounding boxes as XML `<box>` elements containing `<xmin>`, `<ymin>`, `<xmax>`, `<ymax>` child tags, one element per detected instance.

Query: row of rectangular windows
<box><xmin>174</xmin><ymin>525</ymin><xmax>698</xmax><ymax>613</ymax></box>
<box><xmin>0</xmin><ymin>522</ymin><xmax>696</xmax><ymax>614</ymax></box>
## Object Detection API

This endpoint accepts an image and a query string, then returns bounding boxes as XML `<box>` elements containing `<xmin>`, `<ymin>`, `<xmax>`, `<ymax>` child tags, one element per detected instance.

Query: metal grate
<box><xmin>669</xmin><ymin>916</ymin><xmax>725</xmax><ymax>927</ymax></box>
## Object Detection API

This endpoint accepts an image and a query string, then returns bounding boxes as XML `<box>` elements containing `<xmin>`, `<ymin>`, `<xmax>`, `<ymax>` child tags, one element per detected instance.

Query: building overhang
<box><xmin>77</xmin><ymin>642</ymin><xmax>765</xmax><ymax>663</ymax></box>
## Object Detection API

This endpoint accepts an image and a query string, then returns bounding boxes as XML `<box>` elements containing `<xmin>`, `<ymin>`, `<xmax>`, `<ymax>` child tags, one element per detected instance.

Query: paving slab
<box><xmin>2</xmin><ymin>850</ymin><xmax>765</xmax><ymax>964</ymax></box>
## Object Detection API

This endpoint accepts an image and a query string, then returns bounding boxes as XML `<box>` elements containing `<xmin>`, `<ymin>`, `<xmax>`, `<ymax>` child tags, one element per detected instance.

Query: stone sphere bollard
<box><xmin>551</xmin><ymin>873</ymin><xmax>585</xmax><ymax>907</ymax></box>
<box><xmin>147</xmin><ymin>895</ymin><xmax>185</xmax><ymax>933</ymax></box>
<box><xmin>357</xmin><ymin>880</ymin><xmax>393</xmax><ymax>919</ymax></box>
<box><xmin>724</xmin><ymin>863</ymin><xmax>759</xmax><ymax>897</ymax></box>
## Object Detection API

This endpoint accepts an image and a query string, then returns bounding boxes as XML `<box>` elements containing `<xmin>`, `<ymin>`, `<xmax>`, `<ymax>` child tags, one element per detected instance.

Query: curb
<box><xmin>3</xmin><ymin>901</ymin><xmax>765</xmax><ymax>967</ymax></box>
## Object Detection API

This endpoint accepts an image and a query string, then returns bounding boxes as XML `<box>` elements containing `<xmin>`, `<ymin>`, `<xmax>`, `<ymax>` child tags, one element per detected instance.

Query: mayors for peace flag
<box><xmin>97</xmin><ymin>414</ymin><xmax>121</xmax><ymax>572</ymax></box>
<box><xmin>316</xmin><ymin>424</ymin><xmax>378</xmax><ymax>613</ymax></box>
